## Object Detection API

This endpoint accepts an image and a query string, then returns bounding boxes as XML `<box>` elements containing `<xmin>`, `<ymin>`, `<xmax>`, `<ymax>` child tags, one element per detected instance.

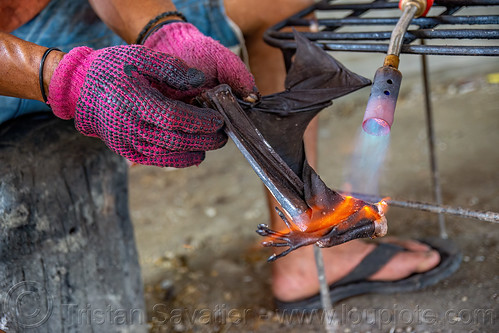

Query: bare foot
<box><xmin>272</xmin><ymin>237</ymin><xmax>440</xmax><ymax>302</ymax></box>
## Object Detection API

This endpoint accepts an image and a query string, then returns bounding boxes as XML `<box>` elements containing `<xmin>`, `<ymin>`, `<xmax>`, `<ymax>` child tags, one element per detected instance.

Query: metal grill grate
<box><xmin>264</xmin><ymin>0</ymin><xmax>499</xmax><ymax>63</ymax></box>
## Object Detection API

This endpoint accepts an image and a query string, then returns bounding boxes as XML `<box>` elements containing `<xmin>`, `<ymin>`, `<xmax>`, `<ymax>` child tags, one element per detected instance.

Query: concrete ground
<box><xmin>129</xmin><ymin>49</ymin><xmax>499</xmax><ymax>332</ymax></box>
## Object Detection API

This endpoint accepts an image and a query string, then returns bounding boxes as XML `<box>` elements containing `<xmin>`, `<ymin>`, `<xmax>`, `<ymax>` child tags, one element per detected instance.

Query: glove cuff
<box><xmin>48</xmin><ymin>46</ymin><xmax>96</xmax><ymax>119</ymax></box>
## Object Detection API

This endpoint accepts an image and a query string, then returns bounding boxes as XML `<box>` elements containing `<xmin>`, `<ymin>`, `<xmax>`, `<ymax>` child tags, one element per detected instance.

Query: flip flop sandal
<box><xmin>275</xmin><ymin>237</ymin><xmax>462</xmax><ymax>311</ymax></box>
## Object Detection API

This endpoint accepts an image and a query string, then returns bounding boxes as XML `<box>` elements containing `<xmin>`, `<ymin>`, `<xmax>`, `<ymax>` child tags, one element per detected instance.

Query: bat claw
<box><xmin>267</xmin><ymin>253</ymin><xmax>278</xmax><ymax>262</ymax></box>
<box><xmin>262</xmin><ymin>241</ymin><xmax>289</xmax><ymax>247</ymax></box>
<box><xmin>256</xmin><ymin>224</ymin><xmax>272</xmax><ymax>236</ymax></box>
<box><xmin>256</xmin><ymin>224</ymin><xmax>287</xmax><ymax>238</ymax></box>
<box><xmin>266</xmin><ymin>248</ymin><xmax>293</xmax><ymax>262</ymax></box>
<box><xmin>256</xmin><ymin>229</ymin><xmax>270</xmax><ymax>236</ymax></box>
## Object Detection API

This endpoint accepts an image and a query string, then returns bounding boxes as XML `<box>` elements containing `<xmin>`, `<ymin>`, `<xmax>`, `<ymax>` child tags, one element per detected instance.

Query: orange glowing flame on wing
<box><xmin>257</xmin><ymin>195</ymin><xmax>389</xmax><ymax>261</ymax></box>
<box><xmin>269</xmin><ymin>195</ymin><xmax>389</xmax><ymax>238</ymax></box>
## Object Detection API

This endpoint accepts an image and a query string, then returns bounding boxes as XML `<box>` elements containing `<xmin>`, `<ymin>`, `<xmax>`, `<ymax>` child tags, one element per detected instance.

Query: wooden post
<box><xmin>0</xmin><ymin>114</ymin><xmax>146</xmax><ymax>333</ymax></box>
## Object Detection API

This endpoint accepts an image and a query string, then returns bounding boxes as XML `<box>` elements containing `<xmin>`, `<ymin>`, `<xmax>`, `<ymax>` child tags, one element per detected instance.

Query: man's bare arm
<box><xmin>0</xmin><ymin>0</ymin><xmax>181</xmax><ymax>102</ymax></box>
<box><xmin>88</xmin><ymin>0</ymin><xmax>183</xmax><ymax>44</ymax></box>
<box><xmin>0</xmin><ymin>32</ymin><xmax>64</xmax><ymax>101</ymax></box>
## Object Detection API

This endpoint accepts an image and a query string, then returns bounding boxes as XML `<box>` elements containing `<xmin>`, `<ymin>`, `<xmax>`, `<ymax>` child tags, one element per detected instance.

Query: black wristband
<box><xmin>135</xmin><ymin>11</ymin><xmax>187</xmax><ymax>45</ymax></box>
<box><xmin>39</xmin><ymin>47</ymin><xmax>61</xmax><ymax>105</ymax></box>
<box><xmin>139</xmin><ymin>19</ymin><xmax>185</xmax><ymax>45</ymax></box>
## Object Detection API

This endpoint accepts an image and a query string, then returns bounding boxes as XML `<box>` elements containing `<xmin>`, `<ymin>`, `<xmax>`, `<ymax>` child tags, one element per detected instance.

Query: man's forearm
<box><xmin>0</xmin><ymin>32</ymin><xmax>64</xmax><ymax>101</ymax></box>
<box><xmin>88</xmin><ymin>0</ymin><xmax>182</xmax><ymax>44</ymax></box>
<box><xmin>0</xmin><ymin>1</ymin><xmax>180</xmax><ymax>101</ymax></box>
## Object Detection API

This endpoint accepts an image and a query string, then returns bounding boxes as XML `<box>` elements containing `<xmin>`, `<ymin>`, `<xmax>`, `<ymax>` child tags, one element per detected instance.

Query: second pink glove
<box><xmin>143</xmin><ymin>22</ymin><xmax>258</xmax><ymax>101</ymax></box>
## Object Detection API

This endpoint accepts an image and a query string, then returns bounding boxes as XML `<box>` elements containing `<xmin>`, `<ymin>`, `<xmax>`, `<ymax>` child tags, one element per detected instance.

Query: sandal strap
<box><xmin>332</xmin><ymin>242</ymin><xmax>405</xmax><ymax>287</ymax></box>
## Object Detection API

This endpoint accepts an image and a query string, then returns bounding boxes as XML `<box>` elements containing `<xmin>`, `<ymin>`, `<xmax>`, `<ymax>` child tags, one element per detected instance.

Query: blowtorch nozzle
<box><xmin>362</xmin><ymin>65</ymin><xmax>402</xmax><ymax>136</ymax></box>
<box><xmin>362</xmin><ymin>0</ymin><xmax>434</xmax><ymax>136</ymax></box>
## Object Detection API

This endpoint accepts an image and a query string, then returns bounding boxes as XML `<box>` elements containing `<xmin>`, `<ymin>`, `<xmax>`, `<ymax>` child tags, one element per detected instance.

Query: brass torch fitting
<box><xmin>399</xmin><ymin>0</ymin><xmax>428</xmax><ymax>17</ymax></box>
<box><xmin>383</xmin><ymin>54</ymin><xmax>400</xmax><ymax>69</ymax></box>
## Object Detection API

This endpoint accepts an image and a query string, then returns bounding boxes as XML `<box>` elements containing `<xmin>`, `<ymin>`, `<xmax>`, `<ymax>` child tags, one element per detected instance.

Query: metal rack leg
<box><xmin>314</xmin><ymin>246</ymin><xmax>337</xmax><ymax>333</ymax></box>
<box><xmin>421</xmin><ymin>40</ymin><xmax>448</xmax><ymax>239</ymax></box>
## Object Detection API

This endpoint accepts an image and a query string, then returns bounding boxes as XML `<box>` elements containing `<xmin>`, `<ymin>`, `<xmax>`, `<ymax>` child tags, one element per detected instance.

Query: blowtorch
<box><xmin>362</xmin><ymin>0</ymin><xmax>434</xmax><ymax>136</ymax></box>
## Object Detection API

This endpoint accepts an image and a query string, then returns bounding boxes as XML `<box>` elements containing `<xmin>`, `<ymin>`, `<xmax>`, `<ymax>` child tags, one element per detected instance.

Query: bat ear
<box><xmin>286</xmin><ymin>30</ymin><xmax>371</xmax><ymax>95</ymax></box>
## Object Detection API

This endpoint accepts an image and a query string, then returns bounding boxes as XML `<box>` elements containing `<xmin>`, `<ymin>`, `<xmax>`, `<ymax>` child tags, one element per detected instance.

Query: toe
<box><xmin>369</xmin><ymin>248</ymin><xmax>441</xmax><ymax>281</ymax></box>
<box><xmin>416</xmin><ymin>249</ymin><xmax>441</xmax><ymax>273</ymax></box>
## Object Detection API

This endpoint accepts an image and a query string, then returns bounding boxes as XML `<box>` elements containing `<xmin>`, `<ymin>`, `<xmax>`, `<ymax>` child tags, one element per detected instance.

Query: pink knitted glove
<box><xmin>143</xmin><ymin>22</ymin><xmax>259</xmax><ymax>101</ymax></box>
<box><xmin>48</xmin><ymin>45</ymin><xmax>227</xmax><ymax>167</ymax></box>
